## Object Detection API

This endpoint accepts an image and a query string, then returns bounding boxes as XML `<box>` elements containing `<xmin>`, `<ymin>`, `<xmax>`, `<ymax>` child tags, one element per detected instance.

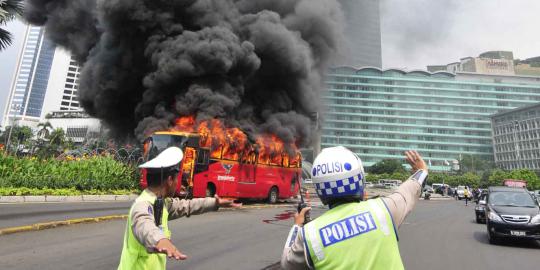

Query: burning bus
<box><xmin>140</xmin><ymin>116</ymin><xmax>302</xmax><ymax>203</ymax></box>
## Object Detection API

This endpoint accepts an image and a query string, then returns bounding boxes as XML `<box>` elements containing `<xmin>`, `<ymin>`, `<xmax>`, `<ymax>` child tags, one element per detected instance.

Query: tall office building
<box><xmin>491</xmin><ymin>103</ymin><xmax>540</xmax><ymax>172</ymax></box>
<box><xmin>42</xmin><ymin>49</ymin><xmax>82</xmax><ymax>115</ymax></box>
<box><xmin>3</xmin><ymin>25</ymin><xmax>57</xmax><ymax>127</ymax></box>
<box><xmin>323</xmin><ymin>66</ymin><xmax>540</xmax><ymax>171</ymax></box>
<box><xmin>337</xmin><ymin>0</ymin><xmax>382</xmax><ymax>67</ymax></box>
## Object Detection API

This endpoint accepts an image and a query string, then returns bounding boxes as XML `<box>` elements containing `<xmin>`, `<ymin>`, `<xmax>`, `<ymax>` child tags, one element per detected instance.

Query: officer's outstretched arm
<box><xmin>381</xmin><ymin>150</ymin><xmax>428</xmax><ymax>227</ymax></box>
<box><xmin>166</xmin><ymin>197</ymin><xmax>218</xmax><ymax>220</ymax></box>
<box><xmin>131</xmin><ymin>201</ymin><xmax>167</xmax><ymax>252</ymax></box>
<box><xmin>167</xmin><ymin>195</ymin><xmax>241</xmax><ymax>220</ymax></box>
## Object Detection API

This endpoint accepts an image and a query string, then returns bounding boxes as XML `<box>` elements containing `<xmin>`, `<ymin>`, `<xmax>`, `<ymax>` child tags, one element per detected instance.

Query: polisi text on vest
<box><xmin>319</xmin><ymin>212</ymin><xmax>377</xmax><ymax>247</ymax></box>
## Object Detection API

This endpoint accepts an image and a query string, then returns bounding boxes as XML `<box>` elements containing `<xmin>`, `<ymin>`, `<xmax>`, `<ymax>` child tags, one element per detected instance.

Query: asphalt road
<box><xmin>0</xmin><ymin>201</ymin><xmax>131</xmax><ymax>229</ymax></box>
<box><xmin>0</xmin><ymin>205</ymin><xmax>307</xmax><ymax>270</ymax></box>
<box><xmin>399</xmin><ymin>200</ymin><xmax>540</xmax><ymax>270</ymax></box>
<box><xmin>1</xmin><ymin>199</ymin><xmax>539</xmax><ymax>269</ymax></box>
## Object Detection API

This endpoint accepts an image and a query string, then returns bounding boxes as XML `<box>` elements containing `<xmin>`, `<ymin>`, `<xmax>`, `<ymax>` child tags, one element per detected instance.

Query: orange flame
<box><xmin>167</xmin><ymin>115</ymin><xmax>300</xmax><ymax>167</ymax></box>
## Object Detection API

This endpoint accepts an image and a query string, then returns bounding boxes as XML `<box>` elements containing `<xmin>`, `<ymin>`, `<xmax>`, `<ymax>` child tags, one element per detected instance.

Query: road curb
<box><xmin>0</xmin><ymin>215</ymin><xmax>129</xmax><ymax>236</ymax></box>
<box><xmin>0</xmin><ymin>194</ymin><xmax>139</xmax><ymax>203</ymax></box>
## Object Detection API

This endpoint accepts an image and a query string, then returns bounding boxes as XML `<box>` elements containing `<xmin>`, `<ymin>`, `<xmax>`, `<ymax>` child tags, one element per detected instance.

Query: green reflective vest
<box><xmin>303</xmin><ymin>198</ymin><xmax>404</xmax><ymax>270</ymax></box>
<box><xmin>118</xmin><ymin>190</ymin><xmax>171</xmax><ymax>270</ymax></box>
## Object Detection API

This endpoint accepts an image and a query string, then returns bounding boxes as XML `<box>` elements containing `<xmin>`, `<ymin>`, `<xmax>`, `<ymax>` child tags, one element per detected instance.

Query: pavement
<box><xmin>0</xmin><ymin>206</ymin><xmax>307</xmax><ymax>270</ymax></box>
<box><xmin>0</xmin><ymin>194</ymin><xmax>139</xmax><ymax>203</ymax></box>
<box><xmin>400</xmin><ymin>200</ymin><xmax>540</xmax><ymax>270</ymax></box>
<box><xmin>0</xmin><ymin>201</ymin><xmax>133</xmax><ymax>230</ymax></box>
<box><xmin>1</xmin><ymin>196</ymin><xmax>539</xmax><ymax>270</ymax></box>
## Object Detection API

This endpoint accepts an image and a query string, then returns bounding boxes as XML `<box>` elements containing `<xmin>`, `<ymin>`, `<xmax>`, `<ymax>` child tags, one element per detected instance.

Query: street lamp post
<box><xmin>513</xmin><ymin>120</ymin><xmax>521</xmax><ymax>169</ymax></box>
<box><xmin>5</xmin><ymin>104</ymin><xmax>22</xmax><ymax>154</ymax></box>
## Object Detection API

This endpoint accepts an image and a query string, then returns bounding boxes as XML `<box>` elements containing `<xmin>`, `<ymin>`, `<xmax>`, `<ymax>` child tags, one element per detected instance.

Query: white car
<box><xmin>456</xmin><ymin>186</ymin><xmax>466</xmax><ymax>200</ymax></box>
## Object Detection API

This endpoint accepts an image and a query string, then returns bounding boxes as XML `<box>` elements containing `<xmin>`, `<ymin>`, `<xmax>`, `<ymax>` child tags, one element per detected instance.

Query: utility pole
<box><xmin>5</xmin><ymin>104</ymin><xmax>22</xmax><ymax>154</ymax></box>
<box><xmin>472</xmin><ymin>155</ymin><xmax>475</xmax><ymax>173</ymax></box>
<box><xmin>513</xmin><ymin>120</ymin><xmax>520</xmax><ymax>169</ymax></box>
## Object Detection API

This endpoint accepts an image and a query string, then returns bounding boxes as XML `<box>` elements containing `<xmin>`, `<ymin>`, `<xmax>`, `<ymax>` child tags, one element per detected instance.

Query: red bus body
<box><xmin>140</xmin><ymin>132</ymin><xmax>301</xmax><ymax>201</ymax></box>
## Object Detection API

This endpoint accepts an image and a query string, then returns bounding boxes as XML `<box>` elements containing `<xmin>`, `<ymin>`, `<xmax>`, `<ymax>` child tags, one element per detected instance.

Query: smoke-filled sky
<box><xmin>381</xmin><ymin>0</ymin><xmax>540</xmax><ymax>69</ymax></box>
<box><xmin>19</xmin><ymin>0</ymin><xmax>346</xmax><ymax>147</ymax></box>
<box><xmin>1</xmin><ymin>0</ymin><xmax>540</xmax><ymax>127</ymax></box>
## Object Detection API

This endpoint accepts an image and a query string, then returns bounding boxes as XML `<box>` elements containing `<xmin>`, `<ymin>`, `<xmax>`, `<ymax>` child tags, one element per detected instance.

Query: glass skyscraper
<box><xmin>3</xmin><ymin>25</ymin><xmax>56</xmax><ymax>126</ymax></box>
<box><xmin>322</xmin><ymin>67</ymin><xmax>540</xmax><ymax>171</ymax></box>
<box><xmin>337</xmin><ymin>0</ymin><xmax>382</xmax><ymax>67</ymax></box>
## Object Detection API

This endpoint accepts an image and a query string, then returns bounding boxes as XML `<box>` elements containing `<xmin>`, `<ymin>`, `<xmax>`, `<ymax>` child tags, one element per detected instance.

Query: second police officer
<box><xmin>281</xmin><ymin>147</ymin><xmax>428</xmax><ymax>270</ymax></box>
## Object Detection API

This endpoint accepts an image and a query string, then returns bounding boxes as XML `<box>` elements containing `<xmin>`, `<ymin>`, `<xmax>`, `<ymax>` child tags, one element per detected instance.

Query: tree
<box><xmin>49</xmin><ymin>128</ymin><xmax>66</xmax><ymax>148</ymax></box>
<box><xmin>37</xmin><ymin>122</ymin><xmax>53</xmax><ymax>140</ymax></box>
<box><xmin>0</xmin><ymin>0</ymin><xmax>23</xmax><ymax>50</ymax></box>
<box><xmin>509</xmin><ymin>169</ymin><xmax>540</xmax><ymax>190</ymax></box>
<box><xmin>488</xmin><ymin>169</ymin><xmax>509</xmax><ymax>187</ymax></box>
<box><xmin>0</xmin><ymin>125</ymin><xmax>33</xmax><ymax>153</ymax></box>
<box><xmin>458</xmin><ymin>154</ymin><xmax>495</xmax><ymax>173</ymax></box>
<box><xmin>368</xmin><ymin>159</ymin><xmax>406</xmax><ymax>175</ymax></box>
<box><xmin>456</xmin><ymin>172</ymin><xmax>481</xmax><ymax>188</ymax></box>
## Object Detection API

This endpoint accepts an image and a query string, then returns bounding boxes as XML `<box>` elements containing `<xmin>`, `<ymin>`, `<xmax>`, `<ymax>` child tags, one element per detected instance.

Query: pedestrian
<box><xmin>464</xmin><ymin>187</ymin><xmax>470</xmax><ymax>206</ymax></box>
<box><xmin>281</xmin><ymin>147</ymin><xmax>428</xmax><ymax>270</ymax></box>
<box><xmin>118</xmin><ymin>147</ymin><xmax>240</xmax><ymax>269</ymax></box>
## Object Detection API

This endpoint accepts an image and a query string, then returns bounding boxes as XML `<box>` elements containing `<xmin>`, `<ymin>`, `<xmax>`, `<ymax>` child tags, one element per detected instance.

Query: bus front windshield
<box><xmin>145</xmin><ymin>134</ymin><xmax>188</xmax><ymax>161</ymax></box>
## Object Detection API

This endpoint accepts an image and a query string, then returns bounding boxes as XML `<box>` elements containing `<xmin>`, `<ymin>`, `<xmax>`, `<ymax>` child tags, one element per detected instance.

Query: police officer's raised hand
<box><xmin>215</xmin><ymin>195</ymin><xmax>243</xmax><ymax>208</ymax></box>
<box><xmin>155</xmin><ymin>239</ymin><xmax>187</xmax><ymax>260</ymax></box>
<box><xmin>295</xmin><ymin>207</ymin><xmax>311</xmax><ymax>226</ymax></box>
<box><xmin>404</xmin><ymin>150</ymin><xmax>428</xmax><ymax>172</ymax></box>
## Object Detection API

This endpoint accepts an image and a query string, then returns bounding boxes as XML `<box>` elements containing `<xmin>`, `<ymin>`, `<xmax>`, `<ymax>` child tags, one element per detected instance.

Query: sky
<box><xmin>381</xmin><ymin>0</ymin><xmax>540</xmax><ymax>69</ymax></box>
<box><xmin>1</xmin><ymin>0</ymin><xmax>540</xmax><ymax>122</ymax></box>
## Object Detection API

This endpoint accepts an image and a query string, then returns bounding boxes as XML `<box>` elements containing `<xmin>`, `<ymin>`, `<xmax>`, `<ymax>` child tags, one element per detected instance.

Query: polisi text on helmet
<box><xmin>312</xmin><ymin>162</ymin><xmax>352</xmax><ymax>177</ymax></box>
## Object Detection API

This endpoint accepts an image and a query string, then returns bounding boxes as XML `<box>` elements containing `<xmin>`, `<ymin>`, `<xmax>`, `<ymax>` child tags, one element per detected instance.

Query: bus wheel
<box><xmin>268</xmin><ymin>187</ymin><xmax>278</xmax><ymax>204</ymax></box>
<box><xmin>206</xmin><ymin>183</ymin><xmax>216</xmax><ymax>197</ymax></box>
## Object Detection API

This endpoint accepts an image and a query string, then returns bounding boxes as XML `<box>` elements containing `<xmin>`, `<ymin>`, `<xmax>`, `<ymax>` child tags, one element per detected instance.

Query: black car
<box><xmin>475</xmin><ymin>192</ymin><xmax>487</xmax><ymax>223</ymax></box>
<box><xmin>485</xmin><ymin>186</ymin><xmax>540</xmax><ymax>244</ymax></box>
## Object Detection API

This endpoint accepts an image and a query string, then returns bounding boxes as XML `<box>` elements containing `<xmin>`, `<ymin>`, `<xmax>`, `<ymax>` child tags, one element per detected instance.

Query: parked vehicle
<box><xmin>503</xmin><ymin>179</ymin><xmax>527</xmax><ymax>188</ymax></box>
<box><xmin>423</xmin><ymin>185</ymin><xmax>434</xmax><ymax>194</ymax></box>
<box><xmin>456</xmin><ymin>186</ymin><xmax>466</xmax><ymax>200</ymax></box>
<box><xmin>475</xmin><ymin>192</ymin><xmax>488</xmax><ymax>223</ymax></box>
<box><xmin>431</xmin><ymin>183</ymin><xmax>443</xmax><ymax>191</ymax></box>
<box><xmin>532</xmin><ymin>190</ymin><xmax>540</xmax><ymax>205</ymax></box>
<box><xmin>485</xmin><ymin>186</ymin><xmax>540</xmax><ymax>244</ymax></box>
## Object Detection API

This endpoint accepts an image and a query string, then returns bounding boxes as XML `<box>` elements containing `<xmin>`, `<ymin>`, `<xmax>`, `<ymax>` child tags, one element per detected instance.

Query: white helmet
<box><xmin>311</xmin><ymin>146</ymin><xmax>365</xmax><ymax>204</ymax></box>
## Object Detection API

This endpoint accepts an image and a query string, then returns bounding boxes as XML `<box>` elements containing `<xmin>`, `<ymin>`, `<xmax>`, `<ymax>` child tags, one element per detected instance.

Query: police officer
<box><xmin>281</xmin><ymin>147</ymin><xmax>428</xmax><ymax>270</ymax></box>
<box><xmin>118</xmin><ymin>147</ymin><xmax>240</xmax><ymax>269</ymax></box>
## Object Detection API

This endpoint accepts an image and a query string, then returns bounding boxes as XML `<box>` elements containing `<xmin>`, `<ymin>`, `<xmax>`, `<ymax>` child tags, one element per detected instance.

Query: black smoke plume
<box><xmin>24</xmin><ymin>0</ymin><xmax>344</xmax><ymax>147</ymax></box>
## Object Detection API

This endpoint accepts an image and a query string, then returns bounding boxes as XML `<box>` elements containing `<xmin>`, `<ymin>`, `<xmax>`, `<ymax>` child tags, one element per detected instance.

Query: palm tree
<box><xmin>37</xmin><ymin>122</ymin><xmax>53</xmax><ymax>140</ymax></box>
<box><xmin>0</xmin><ymin>0</ymin><xmax>24</xmax><ymax>51</ymax></box>
<box><xmin>49</xmin><ymin>128</ymin><xmax>66</xmax><ymax>147</ymax></box>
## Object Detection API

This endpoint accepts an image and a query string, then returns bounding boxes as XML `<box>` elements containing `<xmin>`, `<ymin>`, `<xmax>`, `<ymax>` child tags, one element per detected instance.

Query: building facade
<box><xmin>427</xmin><ymin>50</ymin><xmax>540</xmax><ymax>77</ymax></box>
<box><xmin>491</xmin><ymin>103</ymin><xmax>540</xmax><ymax>172</ymax></box>
<box><xmin>337</xmin><ymin>0</ymin><xmax>382</xmax><ymax>68</ymax></box>
<box><xmin>3</xmin><ymin>25</ymin><xmax>56</xmax><ymax>128</ymax></box>
<box><xmin>47</xmin><ymin>110</ymin><xmax>101</xmax><ymax>144</ymax></box>
<box><xmin>323</xmin><ymin>67</ymin><xmax>540</xmax><ymax>171</ymax></box>
<box><xmin>42</xmin><ymin>49</ymin><xmax>82</xmax><ymax>115</ymax></box>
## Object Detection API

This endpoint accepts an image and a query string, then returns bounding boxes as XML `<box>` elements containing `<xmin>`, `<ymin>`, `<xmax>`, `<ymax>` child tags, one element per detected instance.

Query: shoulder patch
<box><xmin>148</xmin><ymin>205</ymin><xmax>153</xmax><ymax>215</ymax></box>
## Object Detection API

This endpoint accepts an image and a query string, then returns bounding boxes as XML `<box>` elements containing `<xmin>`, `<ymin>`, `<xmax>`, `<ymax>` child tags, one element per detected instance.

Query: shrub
<box><xmin>0</xmin><ymin>154</ymin><xmax>139</xmax><ymax>191</ymax></box>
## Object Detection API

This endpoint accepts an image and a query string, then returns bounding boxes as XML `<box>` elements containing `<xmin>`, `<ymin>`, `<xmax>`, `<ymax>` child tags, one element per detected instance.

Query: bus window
<box><xmin>282</xmin><ymin>153</ymin><xmax>290</xmax><ymax>168</ymax></box>
<box><xmin>197</xmin><ymin>148</ymin><xmax>209</xmax><ymax>165</ymax></box>
<box><xmin>143</xmin><ymin>138</ymin><xmax>153</xmax><ymax>162</ymax></box>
